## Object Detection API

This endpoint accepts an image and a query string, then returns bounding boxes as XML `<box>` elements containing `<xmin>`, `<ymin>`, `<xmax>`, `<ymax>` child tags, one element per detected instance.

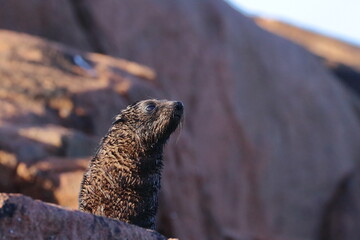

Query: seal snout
<box><xmin>173</xmin><ymin>101</ymin><xmax>184</xmax><ymax>118</ymax></box>
<box><xmin>174</xmin><ymin>101</ymin><xmax>183</xmax><ymax>111</ymax></box>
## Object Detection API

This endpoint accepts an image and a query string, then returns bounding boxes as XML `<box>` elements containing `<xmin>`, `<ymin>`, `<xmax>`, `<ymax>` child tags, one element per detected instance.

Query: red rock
<box><xmin>0</xmin><ymin>151</ymin><xmax>17</xmax><ymax>192</ymax></box>
<box><xmin>254</xmin><ymin>18</ymin><xmax>360</xmax><ymax>71</ymax></box>
<box><xmin>0</xmin><ymin>193</ymin><xmax>166</xmax><ymax>240</ymax></box>
<box><xmin>254</xmin><ymin>17</ymin><xmax>360</xmax><ymax>98</ymax></box>
<box><xmin>318</xmin><ymin>168</ymin><xmax>360</xmax><ymax>240</ymax></box>
<box><xmin>0</xmin><ymin>31</ymin><xmax>158</xmax><ymax>210</ymax></box>
<box><xmin>0</xmin><ymin>0</ymin><xmax>92</xmax><ymax>51</ymax></box>
<box><xmin>15</xmin><ymin>157</ymin><xmax>89</xmax><ymax>209</ymax></box>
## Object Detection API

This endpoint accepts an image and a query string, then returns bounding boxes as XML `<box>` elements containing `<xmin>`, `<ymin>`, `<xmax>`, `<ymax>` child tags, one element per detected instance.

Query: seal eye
<box><xmin>145</xmin><ymin>103</ymin><xmax>156</xmax><ymax>112</ymax></box>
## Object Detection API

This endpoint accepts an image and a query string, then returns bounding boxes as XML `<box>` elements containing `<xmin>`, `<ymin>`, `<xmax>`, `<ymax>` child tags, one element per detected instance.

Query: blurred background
<box><xmin>227</xmin><ymin>0</ymin><xmax>360</xmax><ymax>45</ymax></box>
<box><xmin>0</xmin><ymin>0</ymin><xmax>359</xmax><ymax>240</ymax></box>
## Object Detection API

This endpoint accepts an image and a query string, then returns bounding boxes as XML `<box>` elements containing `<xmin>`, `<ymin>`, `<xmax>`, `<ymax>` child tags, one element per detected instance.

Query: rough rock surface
<box><xmin>1</xmin><ymin>154</ymin><xmax>87</xmax><ymax>209</ymax></box>
<box><xmin>0</xmin><ymin>1</ymin><xmax>360</xmax><ymax>240</ymax></box>
<box><xmin>0</xmin><ymin>29</ymin><xmax>158</xmax><ymax>209</ymax></box>
<box><xmin>254</xmin><ymin>18</ymin><xmax>360</xmax><ymax>96</ymax></box>
<box><xmin>15</xmin><ymin>157</ymin><xmax>89</xmax><ymax>208</ymax></box>
<box><xmin>254</xmin><ymin>18</ymin><xmax>360</xmax><ymax>71</ymax></box>
<box><xmin>0</xmin><ymin>193</ymin><xmax>166</xmax><ymax>240</ymax></box>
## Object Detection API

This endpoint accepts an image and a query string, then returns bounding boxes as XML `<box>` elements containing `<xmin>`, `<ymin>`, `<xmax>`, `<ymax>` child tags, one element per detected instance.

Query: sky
<box><xmin>226</xmin><ymin>0</ymin><xmax>360</xmax><ymax>46</ymax></box>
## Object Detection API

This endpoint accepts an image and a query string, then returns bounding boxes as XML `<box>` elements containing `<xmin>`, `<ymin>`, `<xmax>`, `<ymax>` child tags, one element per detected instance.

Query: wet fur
<box><xmin>79</xmin><ymin>99</ymin><xmax>183</xmax><ymax>229</ymax></box>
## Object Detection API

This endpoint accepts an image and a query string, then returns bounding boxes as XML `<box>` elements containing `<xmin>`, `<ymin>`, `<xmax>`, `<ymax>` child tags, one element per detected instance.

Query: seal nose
<box><xmin>174</xmin><ymin>101</ymin><xmax>183</xmax><ymax>112</ymax></box>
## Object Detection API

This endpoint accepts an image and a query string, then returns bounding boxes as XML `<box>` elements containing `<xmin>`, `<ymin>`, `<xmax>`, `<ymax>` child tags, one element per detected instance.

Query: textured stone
<box><xmin>254</xmin><ymin>18</ymin><xmax>360</xmax><ymax>97</ymax></box>
<box><xmin>0</xmin><ymin>151</ymin><xmax>17</xmax><ymax>192</ymax></box>
<box><xmin>0</xmin><ymin>193</ymin><xmax>166</xmax><ymax>240</ymax></box>
<box><xmin>15</xmin><ymin>157</ymin><xmax>89</xmax><ymax>208</ymax></box>
<box><xmin>319</xmin><ymin>168</ymin><xmax>360</xmax><ymax>240</ymax></box>
<box><xmin>0</xmin><ymin>0</ymin><xmax>92</xmax><ymax>51</ymax></box>
<box><xmin>254</xmin><ymin>18</ymin><xmax>360</xmax><ymax>71</ymax></box>
<box><xmin>0</xmin><ymin>30</ymin><xmax>158</xmax><ymax>210</ymax></box>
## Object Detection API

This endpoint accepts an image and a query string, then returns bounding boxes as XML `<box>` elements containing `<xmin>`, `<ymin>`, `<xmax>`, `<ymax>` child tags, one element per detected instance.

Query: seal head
<box><xmin>79</xmin><ymin>99</ymin><xmax>183</xmax><ymax>229</ymax></box>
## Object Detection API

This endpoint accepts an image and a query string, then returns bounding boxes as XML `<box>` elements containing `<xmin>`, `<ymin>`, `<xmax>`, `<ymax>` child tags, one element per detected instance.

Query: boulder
<box><xmin>0</xmin><ymin>193</ymin><xmax>166</xmax><ymax>240</ymax></box>
<box><xmin>254</xmin><ymin>18</ymin><xmax>360</xmax><ymax>71</ymax></box>
<box><xmin>0</xmin><ymin>151</ymin><xmax>17</xmax><ymax>192</ymax></box>
<box><xmin>254</xmin><ymin>18</ymin><xmax>360</xmax><ymax>97</ymax></box>
<box><xmin>15</xmin><ymin>157</ymin><xmax>89</xmax><ymax>208</ymax></box>
<box><xmin>319</xmin><ymin>167</ymin><xmax>360</xmax><ymax>240</ymax></box>
<box><xmin>0</xmin><ymin>30</ymin><xmax>158</xmax><ymax>210</ymax></box>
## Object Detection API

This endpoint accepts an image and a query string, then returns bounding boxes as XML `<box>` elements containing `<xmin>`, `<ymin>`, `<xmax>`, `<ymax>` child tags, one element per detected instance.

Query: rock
<box><xmin>0</xmin><ymin>193</ymin><xmax>166</xmax><ymax>240</ymax></box>
<box><xmin>72</xmin><ymin>1</ymin><xmax>359</xmax><ymax>239</ymax></box>
<box><xmin>0</xmin><ymin>30</ymin><xmax>157</xmax><ymax>209</ymax></box>
<box><xmin>15</xmin><ymin>157</ymin><xmax>89</xmax><ymax>208</ymax></box>
<box><xmin>0</xmin><ymin>151</ymin><xmax>17</xmax><ymax>192</ymax></box>
<box><xmin>319</xmin><ymin>168</ymin><xmax>360</xmax><ymax>240</ymax></box>
<box><xmin>0</xmin><ymin>30</ymin><xmax>157</xmax><ymax>136</ymax></box>
<box><xmin>325</xmin><ymin>62</ymin><xmax>360</xmax><ymax>97</ymax></box>
<box><xmin>0</xmin><ymin>0</ymin><xmax>92</xmax><ymax>51</ymax></box>
<box><xmin>254</xmin><ymin>18</ymin><xmax>360</xmax><ymax>71</ymax></box>
<box><xmin>0</xmin><ymin>124</ymin><xmax>97</xmax><ymax>163</ymax></box>
<box><xmin>0</xmin><ymin>1</ymin><xmax>360</xmax><ymax>240</ymax></box>
<box><xmin>254</xmin><ymin>18</ymin><xmax>360</xmax><ymax>97</ymax></box>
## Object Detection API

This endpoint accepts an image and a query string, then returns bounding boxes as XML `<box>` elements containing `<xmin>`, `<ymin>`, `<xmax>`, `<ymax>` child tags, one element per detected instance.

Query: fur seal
<box><xmin>79</xmin><ymin>99</ymin><xmax>183</xmax><ymax>229</ymax></box>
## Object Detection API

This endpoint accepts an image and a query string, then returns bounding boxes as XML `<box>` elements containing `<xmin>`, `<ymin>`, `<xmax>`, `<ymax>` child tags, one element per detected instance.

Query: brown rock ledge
<box><xmin>0</xmin><ymin>193</ymin><xmax>166</xmax><ymax>240</ymax></box>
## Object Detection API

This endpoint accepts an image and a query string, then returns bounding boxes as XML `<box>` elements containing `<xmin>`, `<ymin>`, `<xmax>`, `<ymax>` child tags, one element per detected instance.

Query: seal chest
<box><xmin>78</xmin><ymin>99</ymin><xmax>183</xmax><ymax>229</ymax></box>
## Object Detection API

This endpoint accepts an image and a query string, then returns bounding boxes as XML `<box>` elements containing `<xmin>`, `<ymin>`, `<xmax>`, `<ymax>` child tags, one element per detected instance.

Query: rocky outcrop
<box><xmin>254</xmin><ymin>18</ymin><xmax>360</xmax><ymax>71</ymax></box>
<box><xmin>0</xmin><ymin>29</ymin><xmax>158</xmax><ymax>209</ymax></box>
<box><xmin>254</xmin><ymin>18</ymin><xmax>360</xmax><ymax>96</ymax></box>
<box><xmin>0</xmin><ymin>1</ymin><xmax>360</xmax><ymax>240</ymax></box>
<box><xmin>0</xmin><ymin>193</ymin><xmax>166</xmax><ymax>240</ymax></box>
<box><xmin>14</xmin><ymin>157</ymin><xmax>88</xmax><ymax>208</ymax></box>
